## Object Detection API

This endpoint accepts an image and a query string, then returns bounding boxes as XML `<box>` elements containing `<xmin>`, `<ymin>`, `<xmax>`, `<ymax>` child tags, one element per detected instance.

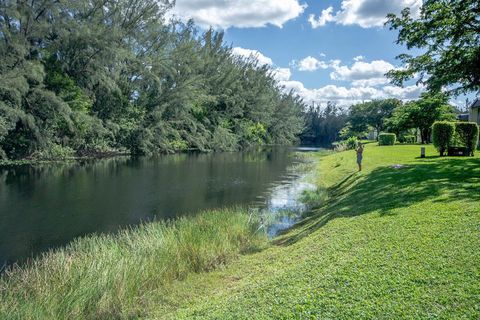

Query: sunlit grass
<box><xmin>170</xmin><ymin>144</ymin><xmax>480</xmax><ymax>319</ymax></box>
<box><xmin>2</xmin><ymin>144</ymin><xmax>479</xmax><ymax>319</ymax></box>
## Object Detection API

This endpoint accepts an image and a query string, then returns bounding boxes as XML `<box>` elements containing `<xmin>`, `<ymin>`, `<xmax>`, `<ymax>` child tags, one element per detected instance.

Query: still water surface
<box><xmin>0</xmin><ymin>147</ymin><xmax>317</xmax><ymax>268</ymax></box>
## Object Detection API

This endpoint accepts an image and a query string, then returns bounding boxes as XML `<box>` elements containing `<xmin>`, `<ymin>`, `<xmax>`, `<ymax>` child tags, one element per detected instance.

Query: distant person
<box><xmin>356</xmin><ymin>142</ymin><xmax>364</xmax><ymax>172</ymax></box>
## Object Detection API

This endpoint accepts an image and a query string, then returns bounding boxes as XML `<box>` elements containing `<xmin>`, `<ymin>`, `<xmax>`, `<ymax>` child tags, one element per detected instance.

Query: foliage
<box><xmin>454</xmin><ymin>122</ymin><xmax>479</xmax><ymax>156</ymax></box>
<box><xmin>345</xmin><ymin>99</ymin><xmax>402</xmax><ymax>136</ymax></box>
<box><xmin>386</xmin><ymin>92</ymin><xmax>456</xmax><ymax>143</ymax></box>
<box><xmin>332</xmin><ymin>136</ymin><xmax>358</xmax><ymax>152</ymax></box>
<box><xmin>0</xmin><ymin>2</ymin><xmax>304</xmax><ymax>160</ymax></box>
<box><xmin>0</xmin><ymin>208</ymin><xmax>266</xmax><ymax>319</ymax></box>
<box><xmin>402</xmin><ymin>135</ymin><xmax>416</xmax><ymax>144</ymax></box>
<box><xmin>332</xmin><ymin>142</ymin><xmax>347</xmax><ymax>152</ymax></box>
<box><xmin>300</xmin><ymin>102</ymin><xmax>348</xmax><ymax>146</ymax></box>
<box><xmin>345</xmin><ymin>136</ymin><xmax>359</xmax><ymax>150</ymax></box>
<box><xmin>432</xmin><ymin>121</ymin><xmax>455</xmax><ymax>156</ymax></box>
<box><xmin>386</xmin><ymin>0</ymin><xmax>480</xmax><ymax>95</ymax></box>
<box><xmin>378</xmin><ymin>133</ymin><xmax>396</xmax><ymax>145</ymax></box>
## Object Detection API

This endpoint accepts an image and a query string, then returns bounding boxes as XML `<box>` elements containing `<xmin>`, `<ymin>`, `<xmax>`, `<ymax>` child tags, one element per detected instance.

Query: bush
<box><xmin>378</xmin><ymin>133</ymin><xmax>396</xmax><ymax>146</ymax></box>
<box><xmin>333</xmin><ymin>136</ymin><xmax>358</xmax><ymax>152</ymax></box>
<box><xmin>403</xmin><ymin>135</ymin><xmax>416</xmax><ymax>144</ymax></box>
<box><xmin>345</xmin><ymin>136</ymin><xmax>358</xmax><ymax>150</ymax></box>
<box><xmin>333</xmin><ymin>142</ymin><xmax>347</xmax><ymax>152</ymax></box>
<box><xmin>454</xmin><ymin>122</ymin><xmax>479</xmax><ymax>156</ymax></box>
<box><xmin>32</xmin><ymin>143</ymin><xmax>76</xmax><ymax>160</ymax></box>
<box><xmin>432</xmin><ymin>121</ymin><xmax>455</xmax><ymax>156</ymax></box>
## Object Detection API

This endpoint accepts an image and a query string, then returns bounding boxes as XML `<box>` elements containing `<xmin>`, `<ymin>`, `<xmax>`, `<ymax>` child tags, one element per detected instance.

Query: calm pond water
<box><xmin>0</xmin><ymin>147</ymin><xmax>317</xmax><ymax>268</ymax></box>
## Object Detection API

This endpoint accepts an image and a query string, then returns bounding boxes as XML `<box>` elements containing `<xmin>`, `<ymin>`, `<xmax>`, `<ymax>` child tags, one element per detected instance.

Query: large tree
<box><xmin>386</xmin><ymin>92</ymin><xmax>456</xmax><ymax>144</ymax></box>
<box><xmin>386</xmin><ymin>0</ymin><xmax>480</xmax><ymax>95</ymax></box>
<box><xmin>0</xmin><ymin>1</ymin><xmax>305</xmax><ymax>160</ymax></box>
<box><xmin>346</xmin><ymin>99</ymin><xmax>401</xmax><ymax>137</ymax></box>
<box><xmin>300</xmin><ymin>102</ymin><xmax>348</xmax><ymax>145</ymax></box>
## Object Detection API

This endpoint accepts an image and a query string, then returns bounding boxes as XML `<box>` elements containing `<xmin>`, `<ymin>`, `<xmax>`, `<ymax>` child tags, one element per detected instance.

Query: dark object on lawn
<box><xmin>454</xmin><ymin>122</ymin><xmax>478</xmax><ymax>156</ymax></box>
<box><xmin>420</xmin><ymin>147</ymin><xmax>426</xmax><ymax>158</ymax></box>
<box><xmin>447</xmin><ymin>146</ymin><xmax>469</xmax><ymax>156</ymax></box>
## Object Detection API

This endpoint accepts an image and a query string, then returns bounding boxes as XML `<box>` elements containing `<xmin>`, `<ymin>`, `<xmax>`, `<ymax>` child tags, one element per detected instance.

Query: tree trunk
<box><xmin>420</xmin><ymin>128</ymin><xmax>431</xmax><ymax>144</ymax></box>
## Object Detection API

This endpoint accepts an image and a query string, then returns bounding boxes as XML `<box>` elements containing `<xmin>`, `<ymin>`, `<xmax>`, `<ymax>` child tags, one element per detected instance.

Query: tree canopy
<box><xmin>386</xmin><ymin>0</ymin><xmax>480</xmax><ymax>95</ymax></box>
<box><xmin>300</xmin><ymin>102</ymin><xmax>347</xmax><ymax>146</ymax></box>
<box><xmin>0</xmin><ymin>0</ymin><xmax>305</xmax><ymax>160</ymax></box>
<box><xmin>386</xmin><ymin>92</ymin><xmax>456</xmax><ymax>143</ymax></box>
<box><xmin>346</xmin><ymin>99</ymin><xmax>401</xmax><ymax>135</ymax></box>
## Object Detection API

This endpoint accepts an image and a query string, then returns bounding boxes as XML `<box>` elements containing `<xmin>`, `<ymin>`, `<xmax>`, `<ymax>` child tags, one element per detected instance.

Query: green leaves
<box><xmin>0</xmin><ymin>0</ymin><xmax>304</xmax><ymax>160</ymax></box>
<box><xmin>386</xmin><ymin>0</ymin><xmax>480</xmax><ymax>95</ymax></box>
<box><xmin>432</xmin><ymin>121</ymin><xmax>455</xmax><ymax>155</ymax></box>
<box><xmin>386</xmin><ymin>92</ymin><xmax>455</xmax><ymax>143</ymax></box>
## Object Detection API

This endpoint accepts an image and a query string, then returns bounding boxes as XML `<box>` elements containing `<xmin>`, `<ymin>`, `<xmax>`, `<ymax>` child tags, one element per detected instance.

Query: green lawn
<box><xmin>2</xmin><ymin>144</ymin><xmax>479</xmax><ymax>319</ymax></box>
<box><xmin>167</xmin><ymin>144</ymin><xmax>480</xmax><ymax>319</ymax></box>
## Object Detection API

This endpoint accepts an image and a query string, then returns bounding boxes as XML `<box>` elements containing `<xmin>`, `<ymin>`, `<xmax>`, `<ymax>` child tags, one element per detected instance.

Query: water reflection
<box><xmin>0</xmin><ymin>147</ymin><xmax>319</xmax><ymax>268</ymax></box>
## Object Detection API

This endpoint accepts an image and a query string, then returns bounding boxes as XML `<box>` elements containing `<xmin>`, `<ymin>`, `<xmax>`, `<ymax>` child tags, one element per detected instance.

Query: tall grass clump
<box><xmin>0</xmin><ymin>208</ymin><xmax>266</xmax><ymax>319</ymax></box>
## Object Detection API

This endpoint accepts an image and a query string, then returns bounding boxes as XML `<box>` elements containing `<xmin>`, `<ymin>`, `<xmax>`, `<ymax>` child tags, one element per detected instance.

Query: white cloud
<box><xmin>353</xmin><ymin>55</ymin><xmax>364</xmax><ymax>61</ymax></box>
<box><xmin>171</xmin><ymin>0</ymin><xmax>307</xmax><ymax>29</ymax></box>
<box><xmin>382</xmin><ymin>85</ymin><xmax>423</xmax><ymax>100</ymax></box>
<box><xmin>278</xmin><ymin>80</ymin><xmax>423</xmax><ymax>106</ymax></box>
<box><xmin>272</xmin><ymin>68</ymin><xmax>292</xmax><ymax>81</ymax></box>
<box><xmin>309</xmin><ymin>0</ymin><xmax>422</xmax><ymax>28</ymax></box>
<box><xmin>231</xmin><ymin>48</ymin><xmax>291</xmax><ymax>82</ymax></box>
<box><xmin>231</xmin><ymin>47</ymin><xmax>273</xmax><ymax>66</ymax></box>
<box><xmin>330</xmin><ymin>59</ymin><xmax>395</xmax><ymax>86</ymax></box>
<box><xmin>308</xmin><ymin>7</ymin><xmax>335</xmax><ymax>28</ymax></box>
<box><xmin>230</xmin><ymin>47</ymin><xmax>421</xmax><ymax>107</ymax></box>
<box><xmin>350</xmin><ymin>78</ymin><xmax>389</xmax><ymax>87</ymax></box>
<box><xmin>297</xmin><ymin>56</ymin><xmax>329</xmax><ymax>71</ymax></box>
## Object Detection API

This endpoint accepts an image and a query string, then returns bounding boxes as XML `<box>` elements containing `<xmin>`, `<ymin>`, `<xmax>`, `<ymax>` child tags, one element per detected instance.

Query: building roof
<box><xmin>470</xmin><ymin>98</ymin><xmax>480</xmax><ymax>109</ymax></box>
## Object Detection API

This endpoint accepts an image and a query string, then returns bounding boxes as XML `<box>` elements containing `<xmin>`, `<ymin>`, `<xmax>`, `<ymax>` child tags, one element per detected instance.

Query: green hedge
<box><xmin>455</xmin><ymin>122</ymin><xmax>479</xmax><ymax>156</ymax></box>
<box><xmin>403</xmin><ymin>135</ymin><xmax>416</xmax><ymax>144</ymax></box>
<box><xmin>378</xmin><ymin>133</ymin><xmax>396</xmax><ymax>146</ymax></box>
<box><xmin>432</xmin><ymin>121</ymin><xmax>455</xmax><ymax>156</ymax></box>
<box><xmin>432</xmin><ymin>121</ymin><xmax>479</xmax><ymax>156</ymax></box>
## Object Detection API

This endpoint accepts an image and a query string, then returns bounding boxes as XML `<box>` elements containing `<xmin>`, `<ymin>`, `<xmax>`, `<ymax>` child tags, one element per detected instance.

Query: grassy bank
<box><xmin>2</xmin><ymin>144</ymin><xmax>479</xmax><ymax>319</ymax></box>
<box><xmin>0</xmin><ymin>208</ymin><xmax>266</xmax><ymax>319</ymax></box>
<box><xmin>168</xmin><ymin>144</ymin><xmax>479</xmax><ymax>319</ymax></box>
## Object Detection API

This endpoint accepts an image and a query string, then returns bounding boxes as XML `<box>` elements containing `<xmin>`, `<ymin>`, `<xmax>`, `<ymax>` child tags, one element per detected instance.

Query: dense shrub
<box><xmin>0</xmin><ymin>2</ymin><xmax>305</xmax><ymax>160</ymax></box>
<box><xmin>378</xmin><ymin>133</ymin><xmax>396</xmax><ymax>146</ymax></box>
<box><xmin>403</xmin><ymin>135</ymin><xmax>416</xmax><ymax>144</ymax></box>
<box><xmin>454</xmin><ymin>122</ymin><xmax>479</xmax><ymax>156</ymax></box>
<box><xmin>333</xmin><ymin>136</ymin><xmax>358</xmax><ymax>152</ymax></box>
<box><xmin>432</xmin><ymin>121</ymin><xmax>455</xmax><ymax>156</ymax></box>
<box><xmin>345</xmin><ymin>136</ymin><xmax>358</xmax><ymax>150</ymax></box>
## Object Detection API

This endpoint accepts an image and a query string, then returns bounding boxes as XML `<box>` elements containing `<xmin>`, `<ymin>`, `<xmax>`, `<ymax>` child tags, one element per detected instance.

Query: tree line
<box><xmin>301</xmin><ymin>92</ymin><xmax>457</xmax><ymax>146</ymax></box>
<box><xmin>0</xmin><ymin>0</ymin><xmax>305</xmax><ymax>160</ymax></box>
<box><xmin>302</xmin><ymin>0</ymin><xmax>479</xmax><ymax>146</ymax></box>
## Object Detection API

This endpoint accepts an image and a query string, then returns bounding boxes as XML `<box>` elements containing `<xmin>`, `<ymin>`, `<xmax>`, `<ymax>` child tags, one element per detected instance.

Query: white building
<box><xmin>469</xmin><ymin>98</ymin><xmax>480</xmax><ymax>124</ymax></box>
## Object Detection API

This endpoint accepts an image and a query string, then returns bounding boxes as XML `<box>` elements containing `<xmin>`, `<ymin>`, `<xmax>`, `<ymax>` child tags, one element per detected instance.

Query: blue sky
<box><xmin>171</xmin><ymin>0</ymin><xmax>472</xmax><ymax>110</ymax></box>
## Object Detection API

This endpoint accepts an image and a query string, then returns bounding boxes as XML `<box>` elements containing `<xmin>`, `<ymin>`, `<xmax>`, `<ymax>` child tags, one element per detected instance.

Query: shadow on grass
<box><xmin>275</xmin><ymin>157</ymin><xmax>480</xmax><ymax>246</ymax></box>
<box><xmin>415</xmin><ymin>155</ymin><xmax>441</xmax><ymax>159</ymax></box>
